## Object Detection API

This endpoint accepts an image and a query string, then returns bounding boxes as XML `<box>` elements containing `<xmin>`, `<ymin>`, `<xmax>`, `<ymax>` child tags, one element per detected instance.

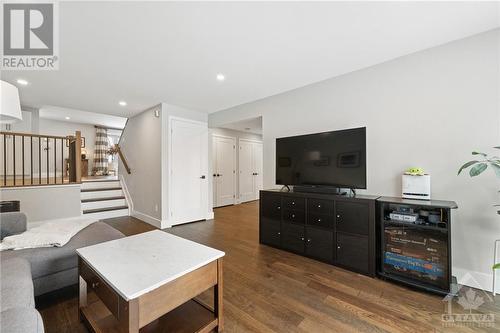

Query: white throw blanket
<box><xmin>0</xmin><ymin>217</ymin><xmax>97</xmax><ymax>251</ymax></box>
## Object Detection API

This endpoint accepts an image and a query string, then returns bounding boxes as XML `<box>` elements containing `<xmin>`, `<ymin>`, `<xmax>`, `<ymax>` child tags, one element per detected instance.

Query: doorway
<box><xmin>210</xmin><ymin>116</ymin><xmax>263</xmax><ymax>207</ymax></box>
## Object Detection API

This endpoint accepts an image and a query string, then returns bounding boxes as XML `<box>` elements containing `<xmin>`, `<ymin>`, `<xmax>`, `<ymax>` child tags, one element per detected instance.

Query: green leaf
<box><xmin>491</xmin><ymin>163</ymin><xmax>500</xmax><ymax>178</ymax></box>
<box><xmin>469</xmin><ymin>163</ymin><xmax>488</xmax><ymax>177</ymax></box>
<box><xmin>472</xmin><ymin>151</ymin><xmax>487</xmax><ymax>157</ymax></box>
<box><xmin>458</xmin><ymin>160</ymin><xmax>479</xmax><ymax>175</ymax></box>
<box><xmin>493</xmin><ymin>263</ymin><xmax>500</xmax><ymax>270</ymax></box>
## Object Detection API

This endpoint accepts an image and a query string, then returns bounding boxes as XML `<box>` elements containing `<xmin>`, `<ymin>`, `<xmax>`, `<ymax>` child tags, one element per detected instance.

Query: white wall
<box><xmin>38</xmin><ymin>118</ymin><xmax>95</xmax><ymax>176</ymax></box>
<box><xmin>0</xmin><ymin>185</ymin><xmax>82</xmax><ymax>223</ymax></box>
<box><xmin>209</xmin><ymin>29</ymin><xmax>500</xmax><ymax>291</ymax></box>
<box><xmin>209</xmin><ymin>127</ymin><xmax>262</xmax><ymax>205</ymax></box>
<box><xmin>119</xmin><ymin>103</ymin><xmax>211</xmax><ymax>229</ymax></box>
<box><xmin>119</xmin><ymin>105</ymin><xmax>163</xmax><ymax>227</ymax></box>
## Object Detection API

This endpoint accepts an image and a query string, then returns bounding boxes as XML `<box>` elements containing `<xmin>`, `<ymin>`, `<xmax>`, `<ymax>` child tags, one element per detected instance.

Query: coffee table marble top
<box><xmin>76</xmin><ymin>230</ymin><xmax>225</xmax><ymax>301</ymax></box>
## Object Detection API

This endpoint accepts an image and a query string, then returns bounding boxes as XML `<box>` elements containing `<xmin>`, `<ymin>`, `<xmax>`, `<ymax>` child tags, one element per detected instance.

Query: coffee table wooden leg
<box><xmin>78</xmin><ymin>275</ymin><xmax>87</xmax><ymax>322</ymax></box>
<box><xmin>119</xmin><ymin>297</ymin><xmax>139</xmax><ymax>333</ymax></box>
<box><xmin>214</xmin><ymin>258</ymin><xmax>224</xmax><ymax>332</ymax></box>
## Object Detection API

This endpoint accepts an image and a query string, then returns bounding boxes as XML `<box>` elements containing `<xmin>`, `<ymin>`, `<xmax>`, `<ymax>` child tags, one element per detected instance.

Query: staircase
<box><xmin>81</xmin><ymin>178</ymin><xmax>129</xmax><ymax>219</ymax></box>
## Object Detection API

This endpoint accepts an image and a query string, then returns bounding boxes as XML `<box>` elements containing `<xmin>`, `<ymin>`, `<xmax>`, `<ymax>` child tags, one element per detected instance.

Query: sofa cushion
<box><xmin>0</xmin><ymin>307</ymin><xmax>44</xmax><ymax>333</ymax></box>
<box><xmin>0</xmin><ymin>257</ymin><xmax>35</xmax><ymax>310</ymax></box>
<box><xmin>0</xmin><ymin>222</ymin><xmax>124</xmax><ymax>279</ymax></box>
<box><xmin>0</xmin><ymin>212</ymin><xmax>27</xmax><ymax>241</ymax></box>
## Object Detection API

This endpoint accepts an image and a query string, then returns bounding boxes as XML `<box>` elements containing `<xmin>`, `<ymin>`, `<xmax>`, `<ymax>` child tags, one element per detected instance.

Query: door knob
<box><xmin>213</xmin><ymin>174</ymin><xmax>217</xmax><ymax>177</ymax></box>
<box><xmin>200</xmin><ymin>175</ymin><xmax>206</xmax><ymax>179</ymax></box>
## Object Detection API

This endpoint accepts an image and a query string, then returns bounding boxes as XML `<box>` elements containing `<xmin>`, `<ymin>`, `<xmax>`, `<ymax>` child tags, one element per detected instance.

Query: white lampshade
<box><xmin>0</xmin><ymin>80</ymin><xmax>23</xmax><ymax>124</ymax></box>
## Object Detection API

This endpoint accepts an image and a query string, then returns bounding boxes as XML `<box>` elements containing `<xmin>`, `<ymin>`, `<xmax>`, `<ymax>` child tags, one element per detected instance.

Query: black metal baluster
<box><xmin>30</xmin><ymin>136</ymin><xmax>33</xmax><ymax>185</ymax></box>
<box><xmin>39</xmin><ymin>137</ymin><xmax>41</xmax><ymax>184</ymax></box>
<box><xmin>46</xmin><ymin>137</ymin><xmax>49</xmax><ymax>184</ymax></box>
<box><xmin>13</xmin><ymin>135</ymin><xmax>16</xmax><ymax>186</ymax></box>
<box><xmin>61</xmin><ymin>138</ymin><xmax>64</xmax><ymax>184</ymax></box>
<box><xmin>22</xmin><ymin>135</ymin><xmax>25</xmax><ymax>185</ymax></box>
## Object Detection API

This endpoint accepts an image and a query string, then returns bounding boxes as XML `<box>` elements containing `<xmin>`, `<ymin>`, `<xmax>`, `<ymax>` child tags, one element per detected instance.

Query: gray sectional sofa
<box><xmin>0</xmin><ymin>212</ymin><xmax>125</xmax><ymax>333</ymax></box>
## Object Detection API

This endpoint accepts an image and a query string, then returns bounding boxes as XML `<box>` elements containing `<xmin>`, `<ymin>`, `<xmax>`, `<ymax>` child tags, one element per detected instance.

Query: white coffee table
<box><xmin>76</xmin><ymin>230</ymin><xmax>225</xmax><ymax>333</ymax></box>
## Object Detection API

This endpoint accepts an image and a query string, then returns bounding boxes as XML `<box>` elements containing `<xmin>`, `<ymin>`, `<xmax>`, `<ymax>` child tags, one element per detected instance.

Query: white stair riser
<box><xmin>82</xmin><ymin>208</ymin><xmax>129</xmax><ymax>220</ymax></box>
<box><xmin>81</xmin><ymin>181</ymin><xmax>121</xmax><ymax>190</ymax></box>
<box><xmin>81</xmin><ymin>189</ymin><xmax>123</xmax><ymax>200</ymax></box>
<box><xmin>82</xmin><ymin>199</ymin><xmax>126</xmax><ymax>210</ymax></box>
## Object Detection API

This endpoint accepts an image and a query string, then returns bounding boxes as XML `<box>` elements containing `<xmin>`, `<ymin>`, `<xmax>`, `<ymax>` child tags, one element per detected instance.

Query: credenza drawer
<box><xmin>283</xmin><ymin>197</ymin><xmax>305</xmax><ymax>211</ymax></box>
<box><xmin>261</xmin><ymin>193</ymin><xmax>282</xmax><ymax>220</ymax></box>
<box><xmin>336</xmin><ymin>201</ymin><xmax>369</xmax><ymax>235</ymax></box>
<box><xmin>80</xmin><ymin>260</ymin><xmax>120</xmax><ymax>318</ymax></box>
<box><xmin>307</xmin><ymin>213</ymin><xmax>333</xmax><ymax>229</ymax></box>
<box><xmin>308</xmin><ymin>198</ymin><xmax>333</xmax><ymax>215</ymax></box>
<box><xmin>283</xmin><ymin>209</ymin><xmax>305</xmax><ymax>224</ymax></box>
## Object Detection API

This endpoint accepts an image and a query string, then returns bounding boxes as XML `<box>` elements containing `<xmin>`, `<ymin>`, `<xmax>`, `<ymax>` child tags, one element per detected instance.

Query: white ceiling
<box><xmin>2</xmin><ymin>2</ymin><xmax>499</xmax><ymax>117</ymax></box>
<box><xmin>221</xmin><ymin>117</ymin><xmax>262</xmax><ymax>135</ymax></box>
<box><xmin>39</xmin><ymin>106</ymin><xmax>127</xmax><ymax>129</ymax></box>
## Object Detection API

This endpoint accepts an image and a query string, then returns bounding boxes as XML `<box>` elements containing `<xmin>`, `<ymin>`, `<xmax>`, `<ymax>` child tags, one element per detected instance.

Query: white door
<box><xmin>239</xmin><ymin>140</ymin><xmax>263</xmax><ymax>203</ymax></box>
<box><xmin>213</xmin><ymin>136</ymin><xmax>236</xmax><ymax>207</ymax></box>
<box><xmin>253</xmin><ymin>142</ymin><xmax>263</xmax><ymax>199</ymax></box>
<box><xmin>170</xmin><ymin>118</ymin><xmax>208</xmax><ymax>225</ymax></box>
<box><xmin>239</xmin><ymin>140</ymin><xmax>255</xmax><ymax>203</ymax></box>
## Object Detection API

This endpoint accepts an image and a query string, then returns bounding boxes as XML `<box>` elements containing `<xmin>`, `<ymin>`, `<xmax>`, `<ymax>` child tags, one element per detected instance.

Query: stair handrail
<box><xmin>114</xmin><ymin>144</ymin><xmax>131</xmax><ymax>174</ymax></box>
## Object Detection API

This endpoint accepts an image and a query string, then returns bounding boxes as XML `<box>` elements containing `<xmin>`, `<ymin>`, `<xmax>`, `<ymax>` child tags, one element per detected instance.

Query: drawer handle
<box><xmin>307</xmin><ymin>238</ymin><xmax>311</xmax><ymax>243</ymax></box>
<box><xmin>336</xmin><ymin>214</ymin><xmax>341</xmax><ymax>218</ymax></box>
<box><xmin>300</xmin><ymin>237</ymin><xmax>304</xmax><ymax>241</ymax></box>
<box><xmin>292</xmin><ymin>201</ymin><xmax>295</xmax><ymax>205</ymax></box>
<box><xmin>277</xmin><ymin>206</ymin><xmax>281</xmax><ymax>210</ymax></box>
<box><xmin>317</xmin><ymin>204</ymin><xmax>321</xmax><ymax>208</ymax></box>
<box><xmin>277</xmin><ymin>232</ymin><xmax>281</xmax><ymax>235</ymax></box>
<box><xmin>317</xmin><ymin>218</ymin><xmax>322</xmax><ymax>222</ymax></box>
<box><xmin>337</xmin><ymin>245</ymin><xmax>341</xmax><ymax>249</ymax></box>
<box><xmin>292</xmin><ymin>214</ymin><xmax>295</xmax><ymax>218</ymax></box>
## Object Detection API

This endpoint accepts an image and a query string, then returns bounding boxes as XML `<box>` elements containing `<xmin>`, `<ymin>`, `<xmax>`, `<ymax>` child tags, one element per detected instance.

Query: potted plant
<box><xmin>458</xmin><ymin>148</ymin><xmax>500</xmax><ymax>270</ymax></box>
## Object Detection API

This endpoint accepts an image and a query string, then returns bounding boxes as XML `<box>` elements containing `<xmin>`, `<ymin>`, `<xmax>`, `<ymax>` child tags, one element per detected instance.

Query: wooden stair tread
<box><xmin>81</xmin><ymin>187</ymin><xmax>122</xmax><ymax>192</ymax></box>
<box><xmin>83</xmin><ymin>206</ymin><xmax>128</xmax><ymax>214</ymax></box>
<box><xmin>81</xmin><ymin>196</ymin><xmax>126</xmax><ymax>203</ymax></box>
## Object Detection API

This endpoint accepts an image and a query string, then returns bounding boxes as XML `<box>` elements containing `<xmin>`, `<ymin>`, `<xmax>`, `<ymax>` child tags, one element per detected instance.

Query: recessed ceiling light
<box><xmin>65</xmin><ymin>116</ymin><xmax>70</xmax><ymax>120</ymax></box>
<box><xmin>17</xmin><ymin>79</ymin><xmax>28</xmax><ymax>85</ymax></box>
<box><xmin>119</xmin><ymin>101</ymin><xmax>127</xmax><ymax>106</ymax></box>
<box><xmin>216</xmin><ymin>74</ymin><xmax>225</xmax><ymax>81</ymax></box>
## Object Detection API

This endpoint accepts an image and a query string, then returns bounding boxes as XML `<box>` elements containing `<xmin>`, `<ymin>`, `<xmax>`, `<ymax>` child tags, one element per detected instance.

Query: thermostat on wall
<box><xmin>402</xmin><ymin>174</ymin><xmax>431</xmax><ymax>200</ymax></box>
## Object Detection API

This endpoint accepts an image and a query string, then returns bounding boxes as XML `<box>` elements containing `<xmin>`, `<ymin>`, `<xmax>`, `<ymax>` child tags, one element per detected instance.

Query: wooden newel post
<box><xmin>68</xmin><ymin>131</ymin><xmax>82</xmax><ymax>183</ymax></box>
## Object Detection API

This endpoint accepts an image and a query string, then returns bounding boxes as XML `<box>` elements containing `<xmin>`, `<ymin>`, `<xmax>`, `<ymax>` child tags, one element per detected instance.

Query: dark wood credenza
<box><xmin>259</xmin><ymin>189</ymin><xmax>378</xmax><ymax>277</ymax></box>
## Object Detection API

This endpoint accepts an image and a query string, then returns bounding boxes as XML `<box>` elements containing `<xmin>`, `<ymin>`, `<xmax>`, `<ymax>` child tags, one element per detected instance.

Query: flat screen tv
<box><xmin>276</xmin><ymin>127</ymin><xmax>366</xmax><ymax>189</ymax></box>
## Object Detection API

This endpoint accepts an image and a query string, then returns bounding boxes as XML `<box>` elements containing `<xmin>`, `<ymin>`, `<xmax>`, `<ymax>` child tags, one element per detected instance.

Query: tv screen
<box><xmin>276</xmin><ymin>127</ymin><xmax>366</xmax><ymax>189</ymax></box>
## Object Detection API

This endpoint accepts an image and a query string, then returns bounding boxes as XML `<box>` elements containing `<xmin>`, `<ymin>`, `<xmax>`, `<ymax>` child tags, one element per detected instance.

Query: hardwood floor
<box><xmin>37</xmin><ymin>201</ymin><xmax>500</xmax><ymax>332</ymax></box>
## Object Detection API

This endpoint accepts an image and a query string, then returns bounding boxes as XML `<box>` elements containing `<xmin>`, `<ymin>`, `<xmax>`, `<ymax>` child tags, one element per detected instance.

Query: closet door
<box><xmin>252</xmin><ymin>142</ymin><xmax>263</xmax><ymax>200</ymax></box>
<box><xmin>238</xmin><ymin>140</ymin><xmax>255</xmax><ymax>203</ymax></box>
<box><xmin>239</xmin><ymin>140</ymin><xmax>263</xmax><ymax>203</ymax></box>
<box><xmin>213</xmin><ymin>136</ymin><xmax>236</xmax><ymax>207</ymax></box>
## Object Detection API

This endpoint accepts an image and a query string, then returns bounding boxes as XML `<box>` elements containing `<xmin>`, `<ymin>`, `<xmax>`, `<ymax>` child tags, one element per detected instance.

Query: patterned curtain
<box><xmin>92</xmin><ymin>127</ymin><xmax>108</xmax><ymax>175</ymax></box>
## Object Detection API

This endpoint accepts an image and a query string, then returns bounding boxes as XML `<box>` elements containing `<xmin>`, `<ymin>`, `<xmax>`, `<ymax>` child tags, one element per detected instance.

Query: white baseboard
<box><xmin>132</xmin><ymin>210</ymin><xmax>162</xmax><ymax>229</ymax></box>
<box><xmin>453</xmin><ymin>267</ymin><xmax>494</xmax><ymax>292</ymax></box>
<box><xmin>206</xmin><ymin>211</ymin><xmax>214</xmax><ymax>220</ymax></box>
